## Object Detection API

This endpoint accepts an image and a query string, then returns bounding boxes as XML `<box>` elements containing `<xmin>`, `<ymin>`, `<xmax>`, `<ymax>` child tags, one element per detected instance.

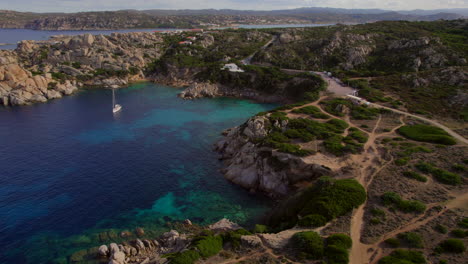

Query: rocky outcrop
<box><xmin>178</xmin><ymin>82</ymin><xmax>220</xmax><ymax>99</ymax></box>
<box><xmin>208</xmin><ymin>218</ymin><xmax>242</xmax><ymax>232</ymax></box>
<box><xmin>0</xmin><ymin>51</ymin><xmax>79</xmax><ymax>106</ymax></box>
<box><xmin>216</xmin><ymin>116</ymin><xmax>332</xmax><ymax>197</ymax></box>
<box><xmin>1</xmin><ymin>32</ymin><xmax>166</xmax><ymax>106</ymax></box>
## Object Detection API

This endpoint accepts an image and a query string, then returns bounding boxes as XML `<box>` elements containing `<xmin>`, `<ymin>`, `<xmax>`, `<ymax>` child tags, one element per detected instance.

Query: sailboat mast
<box><xmin>112</xmin><ymin>88</ymin><xmax>115</xmax><ymax>107</ymax></box>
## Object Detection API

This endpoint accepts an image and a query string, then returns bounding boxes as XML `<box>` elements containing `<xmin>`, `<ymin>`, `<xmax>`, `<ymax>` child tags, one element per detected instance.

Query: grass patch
<box><xmin>169</xmin><ymin>250</ymin><xmax>200</xmax><ymax>264</ymax></box>
<box><xmin>398</xmin><ymin>232</ymin><xmax>424</xmax><ymax>248</ymax></box>
<box><xmin>292</xmin><ymin>106</ymin><xmax>330</xmax><ymax>119</ymax></box>
<box><xmin>268</xmin><ymin>178</ymin><xmax>366</xmax><ymax>230</ymax></box>
<box><xmin>415</xmin><ymin>162</ymin><xmax>462</xmax><ymax>185</ymax></box>
<box><xmin>435</xmin><ymin>239</ymin><xmax>466</xmax><ymax>253</ymax></box>
<box><xmin>193</xmin><ymin>235</ymin><xmax>223</xmax><ymax>258</ymax></box>
<box><xmin>403</xmin><ymin>171</ymin><xmax>427</xmax><ymax>182</ymax></box>
<box><xmin>398</xmin><ymin>125</ymin><xmax>456</xmax><ymax>145</ymax></box>
<box><xmin>291</xmin><ymin>231</ymin><xmax>324</xmax><ymax>259</ymax></box>
<box><xmin>381</xmin><ymin>192</ymin><xmax>426</xmax><ymax>213</ymax></box>
<box><xmin>379</xmin><ymin>249</ymin><xmax>426</xmax><ymax>264</ymax></box>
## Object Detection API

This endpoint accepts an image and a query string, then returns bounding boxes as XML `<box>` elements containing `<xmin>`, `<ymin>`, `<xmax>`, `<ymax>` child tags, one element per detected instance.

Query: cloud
<box><xmin>0</xmin><ymin>0</ymin><xmax>467</xmax><ymax>12</ymax></box>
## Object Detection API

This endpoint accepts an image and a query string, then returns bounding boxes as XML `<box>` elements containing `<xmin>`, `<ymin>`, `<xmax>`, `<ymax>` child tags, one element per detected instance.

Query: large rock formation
<box><xmin>0</xmin><ymin>50</ymin><xmax>78</xmax><ymax>106</ymax></box>
<box><xmin>1</xmin><ymin>32</ymin><xmax>166</xmax><ymax>106</ymax></box>
<box><xmin>216</xmin><ymin>116</ymin><xmax>332</xmax><ymax>197</ymax></box>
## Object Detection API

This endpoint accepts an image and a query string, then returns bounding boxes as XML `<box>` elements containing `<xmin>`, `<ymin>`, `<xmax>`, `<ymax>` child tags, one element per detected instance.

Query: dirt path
<box><xmin>369</xmin><ymin>103</ymin><xmax>468</xmax><ymax>145</ymax></box>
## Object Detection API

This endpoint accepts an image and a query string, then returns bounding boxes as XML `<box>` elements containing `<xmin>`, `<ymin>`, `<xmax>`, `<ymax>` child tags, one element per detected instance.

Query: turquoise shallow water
<box><xmin>0</xmin><ymin>83</ymin><xmax>277</xmax><ymax>263</ymax></box>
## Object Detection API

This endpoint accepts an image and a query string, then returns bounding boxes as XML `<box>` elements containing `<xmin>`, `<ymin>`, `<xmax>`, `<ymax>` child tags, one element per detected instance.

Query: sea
<box><xmin>0</xmin><ymin>83</ymin><xmax>277</xmax><ymax>263</ymax></box>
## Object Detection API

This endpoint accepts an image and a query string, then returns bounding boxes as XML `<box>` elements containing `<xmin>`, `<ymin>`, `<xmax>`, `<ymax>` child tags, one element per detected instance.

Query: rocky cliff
<box><xmin>215</xmin><ymin>115</ymin><xmax>332</xmax><ymax>197</ymax></box>
<box><xmin>0</xmin><ymin>32</ymin><xmax>165</xmax><ymax>106</ymax></box>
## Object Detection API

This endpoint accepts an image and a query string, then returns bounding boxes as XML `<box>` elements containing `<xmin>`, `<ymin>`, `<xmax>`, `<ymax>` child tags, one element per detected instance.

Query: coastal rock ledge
<box><xmin>215</xmin><ymin>116</ymin><xmax>332</xmax><ymax>197</ymax></box>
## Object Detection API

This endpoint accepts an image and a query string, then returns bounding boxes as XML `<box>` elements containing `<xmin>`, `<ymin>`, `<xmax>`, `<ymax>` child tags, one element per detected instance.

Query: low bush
<box><xmin>326</xmin><ymin>234</ymin><xmax>352</xmax><ymax>249</ymax></box>
<box><xmin>395</xmin><ymin>157</ymin><xmax>410</xmax><ymax>166</ymax></box>
<box><xmin>398</xmin><ymin>232</ymin><xmax>424</xmax><ymax>248</ymax></box>
<box><xmin>450</xmin><ymin>229</ymin><xmax>467</xmax><ymax>238</ymax></box>
<box><xmin>253</xmin><ymin>224</ymin><xmax>269</xmax><ymax>233</ymax></box>
<box><xmin>403</xmin><ymin>171</ymin><xmax>427</xmax><ymax>182</ymax></box>
<box><xmin>348</xmin><ymin>127</ymin><xmax>369</xmax><ymax>143</ymax></box>
<box><xmin>384</xmin><ymin>238</ymin><xmax>400</xmax><ymax>248</ymax></box>
<box><xmin>436</xmin><ymin>239</ymin><xmax>465</xmax><ymax>253</ymax></box>
<box><xmin>371</xmin><ymin>208</ymin><xmax>386</xmax><ymax>217</ymax></box>
<box><xmin>415</xmin><ymin>162</ymin><xmax>461</xmax><ymax>185</ymax></box>
<box><xmin>434</xmin><ymin>224</ymin><xmax>448</xmax><ymax>234</ymax></box>
<box><xmin>194</xmin><ymin>235</ymin><xmax>223</xmax><ymax>258</ymax></box>
<box><xmin>458</xmin><ymin>218</ymin><xmax>468</xmax><ymax>228</ymax></box>
<box><xmin>170</xmin><ymin>250</ymin><xmax>200</xmax><ymax>264</ymax></box>
<box><xmin>291</xmin><ymin>231</ymin><xmax>324</xmax><ymax>259</ymax></box>
<box><xmin>298</xmin><ymin>214</ymin><xmax>327</xmax><ymax>228</ymax></box>
<box><xmin>431</xmin><ymin>168</ymin><xmax>462</xmax><ymax>185</ymax></box>
<box><xmin>267</xmin><ymin>178</ymin><xmax>366</xmax><ymax>230</ymax></box>
<box><xmin>379</xmin><ymin>249</ymin><xmax>426</xmax><ymax>264</ymax></box>
<box><xmin>325</xmin><ymin>245</ymin><xmax>349</xmax><ymax>264</ymax></box>
<box><xmin>221</xmin><ymin>229</ymin><xmax>251</xmax><ymax>249</ymax></box>
<box><xmin>397</xmin><ymin>125</ymin><xmax>456</xmax><ymax>145</ymax></box>
<box><xmin>381</xmin><ymin>192</ymin><xmax>426</xmax><ymax>213</ymax></box>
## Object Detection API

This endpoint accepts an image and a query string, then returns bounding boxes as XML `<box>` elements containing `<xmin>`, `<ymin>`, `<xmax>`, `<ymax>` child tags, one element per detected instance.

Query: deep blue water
<box><xmin>0</xmin><ymin>83</ymin><xmax>276</xmax><ymax>264</ymax></box>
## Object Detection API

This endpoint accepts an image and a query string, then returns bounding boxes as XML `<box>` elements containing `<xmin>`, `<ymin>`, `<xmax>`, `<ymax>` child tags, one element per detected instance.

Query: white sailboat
<box><xmin>112</xmin><ymin>88</ymin><xmax>122</xmax><ymax>113</ymax></box>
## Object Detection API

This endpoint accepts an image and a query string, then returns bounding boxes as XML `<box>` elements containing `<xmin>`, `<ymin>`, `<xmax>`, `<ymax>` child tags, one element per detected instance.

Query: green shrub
<box><xmin>395</xmin><ymin>157</ymin><xmax>410</xmax><ymax>166</ymax></box>
<box><xmin>415</xmin><ymin>162</ymin><xmax>434</xmax><ymax>173</ymax></box>
<box><xmin>403</xmin><ymin>171</ymin><xmax>427</xmax><ymax>182</ymax></box>
<box><xmin>371</xmin><ymin>208</ymin><xmax>386</xmax><ymax>217</ymax></box>
<box><xmin>326</xmin><ymin>234</ymin><xmax>352</xmax><ymax>249</ymax></box>
<box><xmin>284</xmin><ymin>128</ymin><xmax>315</xmax><ymax>142</ymax></box>
<box><xmin>370</xmin><ymin>218</ymin><xmax>382</xmax><ymax>225</ymax></box>
<box><xmin>170</xmin><ymin>250</ymin><xmax>201</xmax><ymax>264</ymax></box>
<box><xmin>194</xmin><ymin>235</ymin><xmax>223</xmax><ymax>258</ymax></box>
<box><xmin>300</xmin><ymin>179</ymin><xmax>367</xmax><ymax>220</ymax></box>
<box><xmin>452</xmin><ymin>164</ymin><xmax>466</xmax><ymax>172</ymax></box>
<box><xmin>434</xmin><ymin>224</ymin><xmax>448</xmax><ymax>234</ymax></box>
<box><xmin>348</xmin><ymin>127</ymin><xmax>369</xmax><ymax>143</ymax></box>
<box><xmin>324</xmin><ymin>135</ymin><xmax>346</xmax><ymax>156</ymax></box>
<box><xmin>267</xmin><ymin>178</ymin><xmax>366</xmax><ymax>230</ymax></box>
<box><xmin>379</xmin><ymin>249</ymin><xmax>426</xmax><ymax>264</ymax></box>
<box><xmin>458</xmin><ymin>218</ymin><xmax>468</xmax><ymax>228</ymax></box>
<box><xmin>298</xmin><ymin>214</ymin><xmax>327</xmax><ymax>228</ymax></box>
<box><xmin>381</xmin><ymin>192</ymin><xmax>403</xmax><ymax>206</ymax></box>
<box><xmin>415</xmin><ymin>162</ymin><xmax>462</xmax><ymax>185</ymax></box>
<box><xmin>397</xmin><ymin>125</ymin><xmax>456</xmax><ymax>145</ymax></box>
<box><xmin>381</xmin><ymin>192</ymin><xmax>426</xmax><ymax>213</ymax></box>
<box><xmin>292</xmin><ymin>106</ymin><xmax>320</xmax><ymax>114</ymax></box>
<box><xmin>450</xmin><ymin>229</ymin><xmax>467</xmax><ymax>238</ymax></box>
<box><xmin>431</xmin><ymin>168</ymin><xmax>462</xmax><ymax>185</ymax></box>
<box><xmin>327</xmin><ymin>118</ymin><xmax>349</xmax><ymax>131</ymax></box>
<box><xmin>325</xmin><ymin>245</ymin><xmax>349</xmax><ymax>264</ymax></box>
<box><xmin>436</xmin><ymin>239</ymin><xmax>465</xmax><ymax>253</ymax></box>
<box><xmin>291</xmin><ymin>231</ymin><xmax>324</xmax><ymax>259</ymax></box>
<box><xmin>253</xmin><ymin>224</ymin><xmax>269</xmax><ymax>234</ymax></box>
<box><xmin>269</xmin><ymin>111</ymin><xmax>289</xmax><ymax>121</ymax></box>
<box><xmin>384</xmin><ymin>238</ymin><xmax>400</xmax><ymax>248</ymax></box>
<box><xmin>398</xmin><ymin>232</ymin><xmax>424</xmax><ymax>248</ymax></box>
<box><xmin>398</xmin><ymin>200</ymin><xmax>426</xmax><ymax>213</ymax></box>
<box><xmin>221</xmin><ymin>229</ymin><xmax>251</xmax><ymax>249</ymax></box>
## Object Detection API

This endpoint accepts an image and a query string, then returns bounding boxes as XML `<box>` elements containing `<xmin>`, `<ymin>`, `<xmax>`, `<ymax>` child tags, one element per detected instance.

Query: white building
<box><xmin>221</xmin><ymin>63</ymin><xmax>245</xmax><ymax>73</ymax></box>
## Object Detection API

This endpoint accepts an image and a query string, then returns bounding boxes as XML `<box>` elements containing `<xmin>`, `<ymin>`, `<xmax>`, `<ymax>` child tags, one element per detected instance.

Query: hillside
<box><xmin>0</xmin><ymin>8</ymin><xmax>465</xmax><ymax>30</ymax></box>
<box><xmin>253</xmin><ymin>20</ymin><xmax>468</xmax><ymax>122</ymax></box>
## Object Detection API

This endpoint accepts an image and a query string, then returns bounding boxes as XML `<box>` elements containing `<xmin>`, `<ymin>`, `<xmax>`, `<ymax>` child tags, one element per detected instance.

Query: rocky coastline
<box><xmin>0</xmin><ymin>32</ymin><xmax>164</xmax><ymax>107</ymax></box>
<box><xmin>215</xmin><ymin>115</ymin><xmax>332</xmax><ymax>198</ymax></box>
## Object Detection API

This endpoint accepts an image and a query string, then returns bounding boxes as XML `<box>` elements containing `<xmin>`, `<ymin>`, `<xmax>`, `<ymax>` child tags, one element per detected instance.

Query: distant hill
<box><xmin>0</xmin><ymin>8</ymin><xmax>465</xmax><ymax>30</ymax></box>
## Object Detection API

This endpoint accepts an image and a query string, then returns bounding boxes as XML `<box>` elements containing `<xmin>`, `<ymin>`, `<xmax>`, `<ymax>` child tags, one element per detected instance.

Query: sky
<box><xmin>0</xmin><ymin>0</ymin><xmax>467</xmax><ymax>13</ymax></box>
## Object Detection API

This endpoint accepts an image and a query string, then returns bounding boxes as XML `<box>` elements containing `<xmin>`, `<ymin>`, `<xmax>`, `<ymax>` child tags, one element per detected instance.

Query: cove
<box><xmin>0</xmin><ymin>82</ymin><xmax>277</xmax><ymax>264</ymax></box>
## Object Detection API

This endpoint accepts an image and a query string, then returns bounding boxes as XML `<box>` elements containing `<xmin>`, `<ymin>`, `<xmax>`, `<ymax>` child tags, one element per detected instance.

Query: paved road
<box><xmin>241</xmin><ymin>36</ymin><xmax>277</xmax><ymax>65</ymax></box>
